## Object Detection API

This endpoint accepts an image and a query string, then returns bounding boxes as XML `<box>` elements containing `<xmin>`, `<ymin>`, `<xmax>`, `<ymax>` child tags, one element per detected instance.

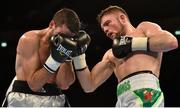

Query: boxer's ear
<box><xmin>49</xmin><ymin>20</ymin><xmax>55</xmax><ymax>29</ymax></box>
<box><xmin>119</xmin><ymin>14</ymin><xmax>126</xmax><ymax>24</ymax></box>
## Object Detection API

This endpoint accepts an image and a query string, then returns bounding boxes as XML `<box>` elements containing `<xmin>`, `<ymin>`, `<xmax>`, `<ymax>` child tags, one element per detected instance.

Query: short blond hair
<box><xmin>97</xmin><ymin>5</ymin><xmax>129</xmax><ymax>24</ymax></box>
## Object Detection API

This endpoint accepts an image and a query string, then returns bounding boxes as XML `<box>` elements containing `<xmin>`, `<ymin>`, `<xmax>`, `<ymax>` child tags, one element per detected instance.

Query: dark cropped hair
<box><xmin>53</xmin><ymin>8</ymin><xmax>81</xmax><ymax>34</ymax></box>
<box><xmin>97</xmin><ymin>5</ymin><xmax>129</xmax><ymax>24</ymax></box>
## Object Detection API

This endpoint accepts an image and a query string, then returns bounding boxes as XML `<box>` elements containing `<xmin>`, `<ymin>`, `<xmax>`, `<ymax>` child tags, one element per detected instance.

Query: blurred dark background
<box><xmin>0</xmin><ymin>0</ymin><xmax>180</xmax><ymax>107</ymax></box>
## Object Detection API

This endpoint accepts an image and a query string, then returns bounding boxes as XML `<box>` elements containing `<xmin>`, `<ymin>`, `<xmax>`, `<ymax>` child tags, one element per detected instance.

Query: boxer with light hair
<box><xmin>73</xmin><ymin>5</ymin><xmax>178</xmax><ymax>107</ymax></box>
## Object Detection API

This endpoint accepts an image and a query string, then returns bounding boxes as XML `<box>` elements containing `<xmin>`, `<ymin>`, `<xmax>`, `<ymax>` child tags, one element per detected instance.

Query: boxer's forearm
<box><xmin>76</xmin><ymin>60</ymin><xmax>113</xmax><ymax>93</ymax></box>
<box><xmin>56</xmin><ymin>61</ymin><xmax>75</xmax><ymax>90</ymax></box>
<box><xmin>148</xmin><ymin>31</ymin><xmax>178</xmax><ymax>52</ymax></box>
<box><xmin>76</xmin><ymin>68</ymin><xmax>95</xmax><ymax>92</ymax></box>
<box><xmin>27</xmin><ymin>68</ymin><xmax>53</xmax><ymax>92</ymax></box>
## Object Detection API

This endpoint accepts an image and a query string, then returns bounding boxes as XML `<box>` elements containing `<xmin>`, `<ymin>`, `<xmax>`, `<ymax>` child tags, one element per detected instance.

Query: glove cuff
<box><xmin>43</xmin><ymin>55</ymin><xmax>61</xmax><ymax>74</ymax></box>
<box><xmin>72</xmin><ymin>54</ymin><xmax>87</xmax><ymax>71</ymax></box>
<box><xmin>132</xmin><ymin>37</ymin><xmax>149</xmax><ymax>51</ymax></box>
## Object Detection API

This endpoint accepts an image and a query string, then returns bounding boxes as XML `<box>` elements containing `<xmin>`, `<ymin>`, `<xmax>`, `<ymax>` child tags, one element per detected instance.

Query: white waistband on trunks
<box><xmin>117</xmin><ymin>72</ymin><xmax>161</xmax><ymax>96</ymax></box>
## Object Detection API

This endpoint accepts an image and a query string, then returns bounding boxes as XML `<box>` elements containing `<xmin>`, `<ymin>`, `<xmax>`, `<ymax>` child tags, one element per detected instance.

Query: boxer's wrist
<box><xmin>72</xmin><ymin>53</ymin><xmax>87</xmax><ymax>71</ymax></box>
<box><xmin>43</xmin><ymin>55</ymin><xmax>61</xmax><ymax>74</ymax></box>
<box><xmin>132</xmin><ymin>37</ymin><xmax>149</xmax><ymax>51</ymax></box>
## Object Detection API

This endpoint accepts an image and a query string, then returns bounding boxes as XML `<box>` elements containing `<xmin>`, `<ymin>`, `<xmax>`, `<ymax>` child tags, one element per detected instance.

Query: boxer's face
<box><xmin>50</xmin><ymin>20</ymin><xmax>75</xmax><ymax>37</ymax></box>
<box><xmin>100</xmin><ymin>13</ymin><xmax>124</xmax><ymax>39</ymax></box>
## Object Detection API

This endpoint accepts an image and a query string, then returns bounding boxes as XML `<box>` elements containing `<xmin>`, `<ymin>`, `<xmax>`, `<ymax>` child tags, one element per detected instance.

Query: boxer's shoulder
<box><xmin>20</xmin><ymin>30</ymin><xmax>40</xmax><ymax>44</ymax></box>
<box><xmin>17</xmin><ymin>30</ymin><xmax>40</xmax><ymax>54</ymax></box>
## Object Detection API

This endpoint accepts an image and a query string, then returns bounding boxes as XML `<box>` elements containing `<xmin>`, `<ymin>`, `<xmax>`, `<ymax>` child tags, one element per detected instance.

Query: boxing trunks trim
<box><xmin>120</xmin><ymin>70</ymin><xmax>157</xmax><ymax>82</ymax></box>
<box><xmin>117</xmin><ymin>70</ymin><xmax>160</xmax><ymax>96</ymax></box>
<box><xmin>12</xmin><ymin>80</ymin><xmax>62</xmax><ymax>96</ymax></box>
<box><xmin>116</xmin><ymin>70</ymin><xmax>164</xmax><ymax>107</ymax></box>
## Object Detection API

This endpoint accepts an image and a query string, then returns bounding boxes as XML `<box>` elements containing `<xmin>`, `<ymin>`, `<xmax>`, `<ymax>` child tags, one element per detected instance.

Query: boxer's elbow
<box><xmin>83</xmin><ymin>88</ymin><xmax>96</xmax><ymax>93</ymax></box>
<box><xmin>82</xmin><ymin>84</ymin><xmax>97</xmax><ymax>93</ymax></box>
<box><xmin>167</xmin><ymin>32</ymin><xmax>179</xmax><ymax>49</ymax></box>
<box><xmin>57</xmin><ymin>78</ymin><xmax>75</xmax><ymax>90</ymax></box>
<box><xmin>59</xmin><ymin>84</ymin><xmax>70</xmax><ymax>90</ymax></box>
<box><xmin>161</xmin><ymin>36</ymin><xmax>178</xmax><ymax>52</ymax></box>
<box><xmin>30</xmin><ymin>86</ymin><xmax>40</xmax><ymax>92</ymax></box>
<box><xmin>59</xmin><ymin>80</ymin><xmax>75</xmax><ymax>90</ymax></box>
<box><xmin>166</xmin><ymin>37</ymin><xmax>178</xmax><ymax>51</ymax></box>
<box><xmin>171</xmin><ymin>38</ymin><xmax>178</xmax><ymax>49</ymax></box>
<box><xmin>28</xmin><ymin>81</ymin><xmax>42</xmax><ymax>92</ymax></box>
<box><xmin>69</xmin><ymin>74</ymin><xmax>76</xmax><ymax>85</ymax></box>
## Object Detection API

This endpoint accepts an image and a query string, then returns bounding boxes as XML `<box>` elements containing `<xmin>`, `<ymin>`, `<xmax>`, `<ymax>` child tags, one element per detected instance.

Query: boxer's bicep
<box><xmin>18</xmin><ymin>35</ymin><xmax>40</xmax><ymax>80</ymax></box>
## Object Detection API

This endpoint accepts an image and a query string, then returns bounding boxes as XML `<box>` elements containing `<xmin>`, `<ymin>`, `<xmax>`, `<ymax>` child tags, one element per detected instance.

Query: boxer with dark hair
<box><xmin>2</xmin><ymin>8</ymin><xmax>82</xmax><ymax>107</ymax></box>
